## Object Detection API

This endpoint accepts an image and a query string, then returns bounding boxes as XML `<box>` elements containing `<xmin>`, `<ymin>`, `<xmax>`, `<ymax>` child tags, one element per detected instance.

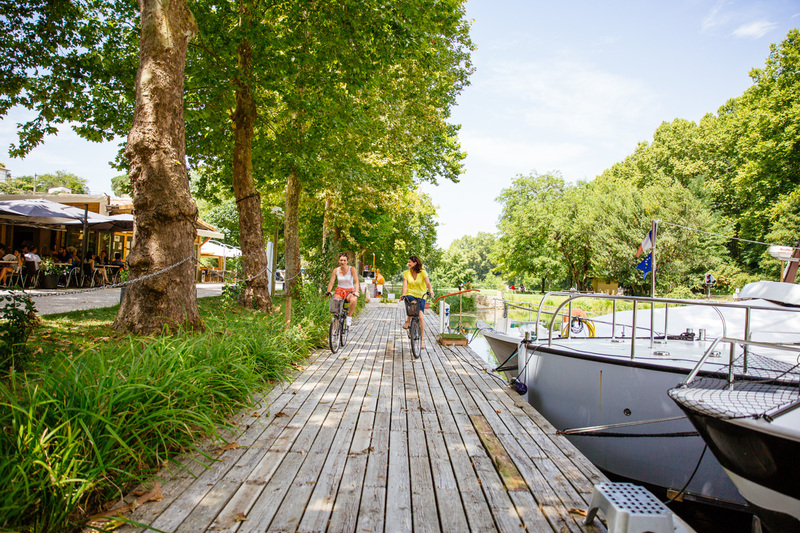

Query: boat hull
<box><xmin>482</xmin><ymin>328</ymin><xmax>520</xmax><ymax>379</ymax></box>
<box><xmin>522</xmin><ymin>340</ymin><xmax>745</xmax><ymax>507</ymax></box>
<box><xmin>677</xmin><ymin>408</ymin><xmax>800</xmax><ymax>532</ymax></box>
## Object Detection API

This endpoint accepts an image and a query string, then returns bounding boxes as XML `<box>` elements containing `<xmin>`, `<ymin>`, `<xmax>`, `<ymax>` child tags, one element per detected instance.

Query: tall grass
<box><xmin>0</xmin><ymin>294</ymin><xmax>331</xmax><ymax>532</ymax></box>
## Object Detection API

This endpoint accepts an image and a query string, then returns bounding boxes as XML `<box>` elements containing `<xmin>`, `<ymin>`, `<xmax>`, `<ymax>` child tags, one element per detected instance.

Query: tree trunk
<box><xmin>231</xmin><ymin>34</ymin><xmax>272</xmax><ymax>312</ymax></box>
<box><xmin>322</xmin><ymin>191</ymin><xmax>331</xmax><ymax>249</ymax></box>
<box><xmin>284</xmin><ymin>169</ymin><xmax>303</xmax><ymax>297</ymax></box>
<box><xmin>115</xmin><ymin>0</ymin><xmax>202</xmax><ymax>335</ymax></box>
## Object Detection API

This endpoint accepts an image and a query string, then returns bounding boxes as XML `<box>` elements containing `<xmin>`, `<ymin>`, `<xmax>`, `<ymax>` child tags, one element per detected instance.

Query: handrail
<box><xmin>433</xmin><ymin>288</ymin><xmax>479</xmax><ymax>304</ymax></box>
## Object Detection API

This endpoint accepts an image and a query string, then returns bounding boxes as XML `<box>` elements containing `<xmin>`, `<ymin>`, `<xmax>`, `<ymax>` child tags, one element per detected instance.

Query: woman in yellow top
<box><xmin>401</xmin><ymin>255</ymin><xmax>435</xmax><ymax>350</ymax></box>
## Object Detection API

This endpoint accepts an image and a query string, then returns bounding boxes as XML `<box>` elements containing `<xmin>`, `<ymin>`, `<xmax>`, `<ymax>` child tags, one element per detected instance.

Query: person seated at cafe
<box><xmin>97</xmin><ymin>250</ymin><xmax>108</xmax><ymax>265</ymax></box>
<box><xmin>110</xmin><ymin>252</ymin><xmax>125</xmax><ymax>269</ymax></box>
<box><xmin>57</xmin><ymin>246</ymin><xmax>69</xmax><ymax>263</ymax></box>
<box><xmin>25</xmin><ymin>246</ymin><xmax>42</xmax><ymax>271</ymax></box>
<box><xmin>0</xmin><ymin>248</ymin><xmax>24</xmax><ymax>285</ymax></box>
<box><xmin>67</xmin><ymin>247</ymin><xmax>80</xmax><ymax>268</ymax></box>
<box><xmin>84</xmin><ymin>251</ymin><xmax>109</xmax><ymax>286</ymax></box>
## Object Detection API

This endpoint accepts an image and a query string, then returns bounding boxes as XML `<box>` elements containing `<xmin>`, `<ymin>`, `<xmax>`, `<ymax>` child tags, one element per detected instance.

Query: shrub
<box><xmin>0</xmin><ymin>295</ymin><xmax>329</xmax><ymax>530</ymax></box>
<box><xmin>0</xmin><ymin>292</ymin><xmax>39</xmax><ymax>375</ymax></box>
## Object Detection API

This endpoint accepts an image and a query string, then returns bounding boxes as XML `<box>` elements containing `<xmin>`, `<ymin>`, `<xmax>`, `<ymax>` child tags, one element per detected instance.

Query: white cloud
<box><xmin>733</xmin><ymin>20</ymin><xmax>777</xmax><ymax>39</ymax></box>
<box><xmin>458</xmin><ymin>132</ymin><xmax>587</xmax><ymax>173</ymax></box>
<box><xmin>702</xmin><ymin>0</ymin><xmax>729</xmax><ymax>33</ymax></box>
<box><xmin>468</xmin><ymin>57</ymin><xmax>659</xmax><ymax>157</ymax></box>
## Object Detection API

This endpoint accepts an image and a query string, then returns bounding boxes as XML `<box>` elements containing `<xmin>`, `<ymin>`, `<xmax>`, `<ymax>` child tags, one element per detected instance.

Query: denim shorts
<box><xmin>405</xmin><ymin>295</ymin><xmax>425</xmax><ymax>314</ymax></box>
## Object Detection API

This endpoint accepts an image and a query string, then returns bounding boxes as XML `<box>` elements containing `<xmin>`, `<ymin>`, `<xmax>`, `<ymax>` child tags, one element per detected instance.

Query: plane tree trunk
<box><xmin>231</xmin><ymin>34</ymin><xmax>272</xmax><ymax>312</ymax></box>
<box><xmin>284</xmin><ymin>169</ymin><xmax>303</xmax><ymax>297</ymax></box>
<box><xmin>115</xmin><ymin>0</ymin><xmax>202</xmax><ymax>335</ymax></box>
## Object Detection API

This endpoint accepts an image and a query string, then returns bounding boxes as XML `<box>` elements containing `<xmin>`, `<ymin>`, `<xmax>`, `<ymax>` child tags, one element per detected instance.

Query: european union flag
<box><xmin>636</xmin><ymin>253</ymin><xmax>652</xmax><ymax>280</ymax></box>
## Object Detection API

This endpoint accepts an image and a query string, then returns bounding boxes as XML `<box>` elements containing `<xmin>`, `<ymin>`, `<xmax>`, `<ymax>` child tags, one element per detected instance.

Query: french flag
<box><xmin>637</xmin><ymin>230</ymin><xmax>653</xmax><ymax>257</ymax></box>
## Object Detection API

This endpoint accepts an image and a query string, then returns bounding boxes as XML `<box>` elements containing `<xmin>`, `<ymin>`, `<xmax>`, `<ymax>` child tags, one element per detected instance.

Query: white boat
<box><xmin>669</xmin><ymin>339</ymin><xmax>800</xmax><ymax>532</ymax></box>
<box><xmin>480</xmin><ymin>281</ymin><xmax>800</xmax><ymax>509</ymax></box>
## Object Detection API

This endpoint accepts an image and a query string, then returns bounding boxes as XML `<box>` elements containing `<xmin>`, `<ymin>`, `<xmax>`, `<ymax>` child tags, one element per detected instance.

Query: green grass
<box><xmin>0</xmin><ymin>293</ymin><xmax>333</xmax><ymax>532</ymax></box>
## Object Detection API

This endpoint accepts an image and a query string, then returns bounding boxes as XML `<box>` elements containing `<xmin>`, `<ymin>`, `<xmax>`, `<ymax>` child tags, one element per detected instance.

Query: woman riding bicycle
<box><xmin>326</xmin><ymin>253</ymin><xmax>360</xmax><ymax>326</ymax></box>
<box><xmin>401</xmin><ymin>255</ymin><xmax>434</xmax><ymax>351</ymax></box>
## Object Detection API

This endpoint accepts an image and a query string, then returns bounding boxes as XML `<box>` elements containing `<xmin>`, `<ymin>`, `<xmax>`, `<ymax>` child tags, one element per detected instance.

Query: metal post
<box><xmin>565</xmin><ymin>300</ymin><xmax>572</xmax><ymax>339</ymax></box>
<box><xmin>270</xmin><ymin>223</ymin><xmax>279</xmax><ymax>296</ymax></box>
<box><xmin>611</xmin><ymin>300</ymin><xmax>617</xmax><ymax>339</ymax></box>
<box><xmin>80</xmin><ymin>204</ymin><xmax>89</xmax><ymax>285</ymax></box>
<box><xmin>631</xmin><ymin>301</ymin><xmax>637</xmax><ymax>360</ymax></box>
<box><xmin>743</xmin><ymin>307</ymin><xmax>751</xmax><ymax>372</ymax></box>
<box><xmin>649</xmin><ymin>220</ymin><xmax>658</xmax><ymax>347</ymax></box>
<box><xmin>651</xmin><ymin>220</ymin><xmax>657</xmax><ymax>298</ymax></box>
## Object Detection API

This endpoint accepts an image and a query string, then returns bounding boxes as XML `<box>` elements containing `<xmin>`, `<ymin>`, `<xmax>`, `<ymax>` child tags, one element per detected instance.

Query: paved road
<box><xmin>1</xmin><ymin>283</ymin><xmax>224</xmax><ymax>316</ymax></box>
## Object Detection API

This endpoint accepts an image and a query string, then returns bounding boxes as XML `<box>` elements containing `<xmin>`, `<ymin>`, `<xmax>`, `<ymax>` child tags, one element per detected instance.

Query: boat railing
<box><xmin>678</xmin><ymin>337</ymin><xmax>800</xmax><ymax>420</ymax></box>
<box><xmin>536</xmin><ymin>291</ymin><xmax>800</xmax><ymax>361</ymax></box>
<box><xmin>489</xmin><ymin>296</ymin><xmax>600</xmax><ymax>336</ymax></box>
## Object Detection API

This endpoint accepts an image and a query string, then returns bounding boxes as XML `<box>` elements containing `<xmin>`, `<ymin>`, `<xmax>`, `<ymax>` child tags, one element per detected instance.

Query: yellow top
<box><xmin>403</xmin><ymin>269</ymin><xmax>429</xmax><ymax>298</ymax></box>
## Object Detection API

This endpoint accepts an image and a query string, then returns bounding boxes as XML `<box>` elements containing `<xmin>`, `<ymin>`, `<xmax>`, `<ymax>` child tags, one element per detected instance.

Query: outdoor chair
<box><xmin>23</xmin><ymin>261</ymin><xmax>38</xmax><ymax>288</ymax></box>
<box><xmin>65</xmin><ymin>266</ymin><xmax>82</xmax><ymax>288</ymax></box>
<box><xmin>106</xmin><ymin>265</ymin><xmax>121</xmax><ymax>284</ymax></box>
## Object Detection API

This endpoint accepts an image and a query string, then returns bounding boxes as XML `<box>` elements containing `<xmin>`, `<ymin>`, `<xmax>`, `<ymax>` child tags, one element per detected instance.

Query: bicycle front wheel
<box><xmin>340</xmin><ymin>316</ymin><xmax>348</xmax><ymax>347</ymax></box>
<box><xmin>409</xmin><ymin>318</ymin><xmax>421</xmax><ymax>359</ymax></box>
<box><xmin>329</xmin><ymin>316</ymin><xmax>341</xmax><ymax>353</ymax></box>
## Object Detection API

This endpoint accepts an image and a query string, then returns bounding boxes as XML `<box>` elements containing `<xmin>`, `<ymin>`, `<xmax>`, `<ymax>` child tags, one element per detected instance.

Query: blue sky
<box><xmin>1</xmin><ymin>0</ymin><xmax>799</xmax><ymax>247</ymax></box>
<box><xmin>423</xmin><ymin>0</ymin><xmax>800</xmax><ymax>246</ymax></box>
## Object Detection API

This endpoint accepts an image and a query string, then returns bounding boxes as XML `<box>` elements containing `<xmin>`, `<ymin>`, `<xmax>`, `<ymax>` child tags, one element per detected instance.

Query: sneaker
<box><xmin>346</xmin><ymin>316</ymin><xmax>352</xmax><ymax>326</ymax></box>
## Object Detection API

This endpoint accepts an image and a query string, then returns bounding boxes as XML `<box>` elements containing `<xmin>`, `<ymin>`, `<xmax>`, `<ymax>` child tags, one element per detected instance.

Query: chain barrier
<box><xmin>192</xmin><ymin>256</ymin><xmax>301</xmax><ymax>285</ymax></box>
<box><xmin>5</xmin><ymin>251</ymin><xmax>305</xmax><ymax>300</ymax></box>
<box><xmin>5</xmin><ymin>254</ymin><xmax>195</xmax><ymax>299</ymax></box>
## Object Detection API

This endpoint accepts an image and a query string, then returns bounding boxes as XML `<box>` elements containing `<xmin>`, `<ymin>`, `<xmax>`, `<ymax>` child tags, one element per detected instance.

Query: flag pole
<box><xmin>651</xmin><ymin>219</ymin><xmax>657</xmax><ymax>298</ymax></box>
<box><xmin>649</xmin><ymin>219</ymin><xmax>658</xmax><ymax>348</ymax></box>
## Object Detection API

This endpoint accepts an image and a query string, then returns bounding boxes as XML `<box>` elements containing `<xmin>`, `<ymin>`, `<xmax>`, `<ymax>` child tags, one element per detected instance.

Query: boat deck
<box><xmin>117</xmin><ymin>303</ymin><xmax>616</xmax><ymax>532</ymax></box>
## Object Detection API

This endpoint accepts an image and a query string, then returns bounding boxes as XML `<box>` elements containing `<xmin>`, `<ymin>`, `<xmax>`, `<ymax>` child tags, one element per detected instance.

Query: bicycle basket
<box><xmin>329</xmin><ymin>298</ymin><xmax>344</xmax><ymax>314</ymax></box>
<box><xmin>404</xmin><ymin>298</ymin><xmax>420</xmax><ymax>316</ymax></box>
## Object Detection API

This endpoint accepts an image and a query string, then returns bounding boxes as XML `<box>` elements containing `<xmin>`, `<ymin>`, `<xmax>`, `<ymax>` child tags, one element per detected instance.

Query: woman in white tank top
<box><xmin>326</xmin><ymin>253</ymin><xmax>360</xmax><ymax>325</ymax></box>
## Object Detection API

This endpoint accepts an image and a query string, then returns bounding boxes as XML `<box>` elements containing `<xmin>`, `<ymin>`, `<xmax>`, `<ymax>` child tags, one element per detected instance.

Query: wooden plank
<box><xmin>413</xmin><ymin>362</ymin><xmax>470</xmax><ymax>533</ymax></box>
<box><xmin>355</xmin><ymin>327</ymin><xmax>395</xmax><ymax>533</ymax></box>
<box><xmin>415</xmin><ymin>314</ymin><xmax>502</xmax><ymax>532</ymax></box>
<box><xmin>385</xmin><ymin>331</ymin><xmax>412</xmax><ymax>531</ymax></box>
<box><xmin>469</xmin><ymin>414</ymin><xmax>527</xmax><ymax>492</ymax></box>
<box><xmin>405</xmin><ymin>352</ymin><xmax>441</xmax><ymax>533</ymax></box>
<box><xmin>327</xmin><ymin>312</ymin><xmax>391</xmax><ymax>532</ymax></box>
<box><xmin>296</xmin><ymin>314</ymin><xmax>384</xmax><ymax>532</ymax></box>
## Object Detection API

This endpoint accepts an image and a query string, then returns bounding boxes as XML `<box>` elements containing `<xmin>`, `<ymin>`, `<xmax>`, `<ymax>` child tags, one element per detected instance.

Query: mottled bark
<box><xmin>114</xmin><ymin>0</ymin><xmax>201</xmax><ymax>334</ymax></box>
<box><xmin>231</xmin><ymin>35</ymin><xmax>272</xmax><ymax>312</ymax></box>
<box><xmin>284</xmin><ymin>169</ymin><xmax>302</xmax><ymax>297</ymax></box>
<box><xmin>322</xmin><ymin>192</ymin><xmax>331</xmax><ymax>248</ymax></box>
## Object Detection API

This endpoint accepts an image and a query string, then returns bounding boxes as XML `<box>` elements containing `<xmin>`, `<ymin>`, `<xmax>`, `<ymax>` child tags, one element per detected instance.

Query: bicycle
<box><xmin>326</xmin><ymin>292</ymin><xmax>350</xmax><ymax>353</ymax></box>
<box><xmin>402</xmin><ymin>292</ymin><xmax>430</xmax><ymax>359</ymax></box>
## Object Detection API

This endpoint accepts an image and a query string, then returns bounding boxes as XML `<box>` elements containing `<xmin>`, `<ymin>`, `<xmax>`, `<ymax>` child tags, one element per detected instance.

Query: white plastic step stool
<box><xmin>583</xmin><ymin>482</ymin><xmax>674</xmax><ymax>533</ymax></box>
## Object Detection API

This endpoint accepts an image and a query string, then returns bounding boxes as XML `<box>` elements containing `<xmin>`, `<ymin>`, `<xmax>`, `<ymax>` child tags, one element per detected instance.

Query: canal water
<box><xmin>450</xmin><ymin>310</ymin><xmax>753</xmax><ymax>533</ymax></box>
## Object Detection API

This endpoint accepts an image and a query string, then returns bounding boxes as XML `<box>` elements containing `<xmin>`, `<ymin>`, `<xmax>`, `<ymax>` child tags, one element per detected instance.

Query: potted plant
<box><xmin>39</xmin><ymin>258</ymin><xmax>68</xmax><ymax>289</ymax></box>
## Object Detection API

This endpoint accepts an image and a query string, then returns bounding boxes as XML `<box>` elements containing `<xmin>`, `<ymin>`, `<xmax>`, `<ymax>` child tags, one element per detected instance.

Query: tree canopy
<box><xmin>0</xmin><ymin>171</ymin><xmax>89</xmax><ymax>194</ymax></box>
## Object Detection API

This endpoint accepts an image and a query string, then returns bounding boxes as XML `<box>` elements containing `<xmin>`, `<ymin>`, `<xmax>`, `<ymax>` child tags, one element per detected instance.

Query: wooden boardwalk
<box><xmin>119</xmin><ymin>303</ymin><xmax>610</xmax><ymax>532</ymax></box>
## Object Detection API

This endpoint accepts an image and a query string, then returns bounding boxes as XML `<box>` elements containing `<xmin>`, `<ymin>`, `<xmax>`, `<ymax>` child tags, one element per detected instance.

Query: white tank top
<box><xmin>336</xmin><ymin>267</ymin><xmax>354</xmax><ymax>289</ymax></box>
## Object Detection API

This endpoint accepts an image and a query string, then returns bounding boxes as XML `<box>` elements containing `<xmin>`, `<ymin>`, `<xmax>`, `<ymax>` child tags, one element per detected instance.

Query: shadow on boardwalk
<box><xmin>117</xmin><ymin>303</ymin><xmax>609</xmax><ymax>532</ymax></box>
